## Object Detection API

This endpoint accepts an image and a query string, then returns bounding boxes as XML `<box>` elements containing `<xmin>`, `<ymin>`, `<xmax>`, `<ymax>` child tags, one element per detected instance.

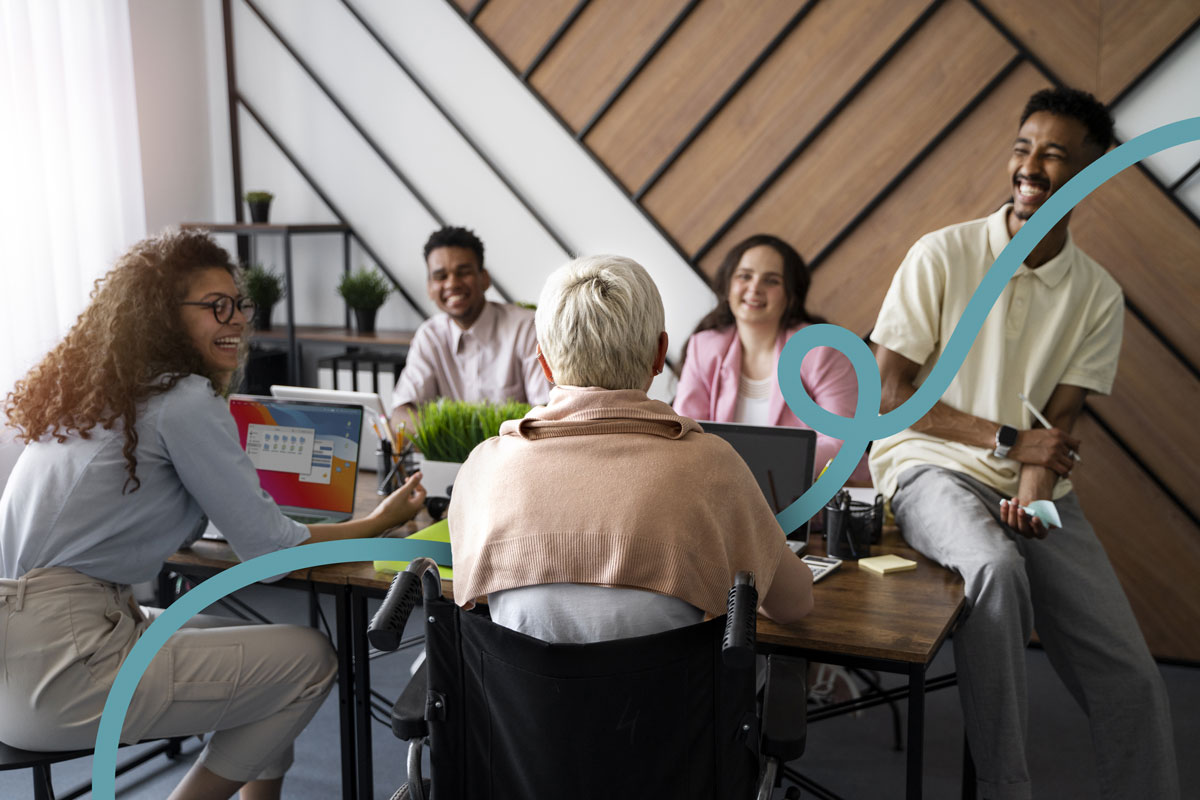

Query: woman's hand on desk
<box><xmin>370</xmin><ymin>471</ymin><xmax>427</xmax><ymax>530</ymax></box>
<box><xmin>303</xmin><ymin>472</ymin><xmax>426</xmax><ymax>543</ymax></box>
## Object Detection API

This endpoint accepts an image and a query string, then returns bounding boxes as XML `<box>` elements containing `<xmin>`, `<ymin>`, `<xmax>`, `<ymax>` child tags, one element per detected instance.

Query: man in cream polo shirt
<box><xmin>871</xmin><ymin>88</ymin><xmax>1177</xmax><ymax>799</ymax></box>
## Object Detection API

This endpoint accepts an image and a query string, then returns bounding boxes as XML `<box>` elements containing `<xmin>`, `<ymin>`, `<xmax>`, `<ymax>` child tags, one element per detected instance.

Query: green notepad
<box><xmin>374</xmin><ymin>519</ymin><xmax>453</xmax><ymax>579</ymax></box>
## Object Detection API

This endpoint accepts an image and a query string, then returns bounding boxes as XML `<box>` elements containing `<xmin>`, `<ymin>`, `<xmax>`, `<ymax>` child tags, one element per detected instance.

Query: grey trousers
<box><xmin>891</xmin><ymin>466</ymin><xmax>1178</xmax><ymax>800</ymax></box>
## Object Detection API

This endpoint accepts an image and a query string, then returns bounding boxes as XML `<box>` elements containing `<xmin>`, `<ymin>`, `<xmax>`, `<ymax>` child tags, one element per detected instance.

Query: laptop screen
<box><xmin>228</xmin><ymin>395</ymin><xmax>362</xmax><ymax>515</ymax></box>
<box><xmin>700</xmin><ymin>422</ymin><xmax>817</xmax><ymax>539</ymax></box>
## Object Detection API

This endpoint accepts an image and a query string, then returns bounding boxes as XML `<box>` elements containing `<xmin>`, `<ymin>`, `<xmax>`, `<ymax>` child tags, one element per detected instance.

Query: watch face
<box><xmin>999</xmin><ymin>425</ymin><xmax>1019</xmax><ymax>447</ymax></box>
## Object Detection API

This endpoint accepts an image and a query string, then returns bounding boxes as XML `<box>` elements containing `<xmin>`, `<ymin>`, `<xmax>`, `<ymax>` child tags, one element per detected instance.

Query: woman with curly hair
<box><xmin>0</xmin><ymin>229</ymin><xmax>425</xmax><ymax>800</ymax></box>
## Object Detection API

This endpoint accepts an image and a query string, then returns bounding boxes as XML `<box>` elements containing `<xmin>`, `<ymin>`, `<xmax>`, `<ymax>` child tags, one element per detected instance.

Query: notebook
<box><xmin>700</xmin><ymin>421</ymin><xmax>817</xmax><ymax>539</ymax></box>
<box><xmin>374</xmin><ymin>519</ymin><xmax>454</xmax><ymax>579</ymax></box>
<box><xmin>226</xmin><ymin>394</ymin><xmax>363</xmax><ymax>525</ymax></box>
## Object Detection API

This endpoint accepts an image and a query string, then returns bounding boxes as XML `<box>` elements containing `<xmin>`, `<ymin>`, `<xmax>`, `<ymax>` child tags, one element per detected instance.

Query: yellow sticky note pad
<box><xmin>858</xmin><ymin>554</ymin><xmax>917</xmax><ymax>575</ymax></box>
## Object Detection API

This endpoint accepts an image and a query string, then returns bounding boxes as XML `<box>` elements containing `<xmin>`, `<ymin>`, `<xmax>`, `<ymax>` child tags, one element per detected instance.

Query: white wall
<box><xmin>129</xmin><ymin>0</ymin><xmax>216</xmax><ymax>235</ymax></box>
<box><xmin>1113</xmin><ymin>24</ymin><xmax>1200</xmax><ymax>214</ymax></box>
<box><xmin>127</xmin><ymin>0</ymin><xmax>721</xmax><ymax>399</ymax></box>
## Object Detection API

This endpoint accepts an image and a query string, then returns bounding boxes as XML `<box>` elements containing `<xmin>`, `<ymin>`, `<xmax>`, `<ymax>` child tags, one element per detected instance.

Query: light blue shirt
<box><xmin>0</xmin><ymin>375</ymin><xmax>308</xmax><ymax>583</ymax></box>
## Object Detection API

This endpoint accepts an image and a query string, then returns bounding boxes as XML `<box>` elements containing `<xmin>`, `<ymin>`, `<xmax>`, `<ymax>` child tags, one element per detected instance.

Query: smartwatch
<box><xmin>993</xmin><ymin>424</ymin><xmax>1018</xmax><ymax>458</ymax></box>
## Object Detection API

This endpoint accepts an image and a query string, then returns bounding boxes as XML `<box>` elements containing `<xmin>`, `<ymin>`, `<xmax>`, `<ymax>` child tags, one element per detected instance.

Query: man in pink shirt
<box><xmin>390</xmin><ymin>227</ymin><xmax>550</xmax><ymax>432</ymax></box>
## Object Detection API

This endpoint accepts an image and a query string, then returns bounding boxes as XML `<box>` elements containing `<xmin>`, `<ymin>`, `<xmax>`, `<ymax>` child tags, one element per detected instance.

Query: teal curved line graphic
<box><xmin>91</xmin><ymin>537</ymin><xmax>449</xmax><ymax>798</ymax></box>
<box><xmin>776</xmin><ymin>117</ymin><xmax>1200</xmax><ymax>534</ymax></box>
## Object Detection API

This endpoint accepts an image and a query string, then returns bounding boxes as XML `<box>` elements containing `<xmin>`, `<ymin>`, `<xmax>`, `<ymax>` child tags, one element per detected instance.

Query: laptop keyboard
<box><xmin>285</xmin><ymin>513</ymin><xmax>327</xmax><ymax>525</ymax></box>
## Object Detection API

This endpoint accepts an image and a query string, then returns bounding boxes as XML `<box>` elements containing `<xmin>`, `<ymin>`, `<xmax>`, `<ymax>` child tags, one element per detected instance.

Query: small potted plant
<box><xmin>337</xmin><ymin>267</ymin><xmax>392</xmax><ymax>334</ymax></box>
<box><xmin>243</xmin><ymin>263</ymin><xmax>285</xmax><ymax>331</ymax></box>
<box><xmin>409</xmin><ymin>399</ymin><xmax>531</xmax><ymax>495</ymax></box>
<box><xmin>245</xmin><ymin>190</ymin><xmax>274</xmax><ymax>223</ymax></box>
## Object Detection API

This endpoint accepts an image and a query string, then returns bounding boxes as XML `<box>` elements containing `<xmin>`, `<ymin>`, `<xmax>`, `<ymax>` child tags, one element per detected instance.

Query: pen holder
<box><xmin>824</xmin><ymin>493</ymin><xmax>884</xmax><ymax>560</ymax></box>
<box><xmin>377</xmin><ymin>440</ymin><xmax>400</xmax><ymax>495</ymax></box>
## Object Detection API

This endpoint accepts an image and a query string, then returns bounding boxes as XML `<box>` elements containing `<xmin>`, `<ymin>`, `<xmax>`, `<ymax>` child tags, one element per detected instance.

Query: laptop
<box><xmin>226</xmin><ymin>394</ymin><xmax>363</xmax><ymax>525</ymax></box>
<box><xmin>700</xmin><ymin>421</ymin><xmax>817</xmax><ymax>540</ymax></box>
<box><xmin>270</xmin><ymin>385</ymin><xmax>394</xmax><ymax>472</ymax></box>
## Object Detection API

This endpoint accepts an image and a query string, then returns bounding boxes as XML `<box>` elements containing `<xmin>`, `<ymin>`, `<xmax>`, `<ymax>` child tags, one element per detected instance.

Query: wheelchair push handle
<box><xmin>722</xmin><ymin>571</ymin><xmax>758</xmax><ymax>669</ymax></box>
<box><xmin>368</xmin><ymin>557</ymin><xmax>442</xmax><ymax>651</ymax></box>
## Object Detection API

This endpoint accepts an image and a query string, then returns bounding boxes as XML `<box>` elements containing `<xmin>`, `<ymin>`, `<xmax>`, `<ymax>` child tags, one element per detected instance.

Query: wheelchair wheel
<box><xmin>390</xmin><ymin>779</ymin><xmax>432</xmax><ymax>800</ymax></box>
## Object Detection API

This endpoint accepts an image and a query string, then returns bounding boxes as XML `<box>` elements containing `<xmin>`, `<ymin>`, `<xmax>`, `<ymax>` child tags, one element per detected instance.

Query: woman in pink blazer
<box><xmin>674</xmin><ymin>234</ymin><xmax>869</xmax><ymax>480</ymax></box>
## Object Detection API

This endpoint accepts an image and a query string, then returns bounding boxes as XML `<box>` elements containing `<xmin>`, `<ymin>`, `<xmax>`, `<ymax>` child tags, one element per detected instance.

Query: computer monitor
<box><xmin>700</xmin><ymin>422</ymin><xmax>817</xmax><ymax>539</ymax></box>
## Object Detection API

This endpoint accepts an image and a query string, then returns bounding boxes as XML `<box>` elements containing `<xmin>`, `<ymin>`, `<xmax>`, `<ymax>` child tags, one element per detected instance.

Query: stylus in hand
<box><xmin>1018</xmin><ymin>392</ymin><xmax>1081</xmax><ymax>462</ymax></box>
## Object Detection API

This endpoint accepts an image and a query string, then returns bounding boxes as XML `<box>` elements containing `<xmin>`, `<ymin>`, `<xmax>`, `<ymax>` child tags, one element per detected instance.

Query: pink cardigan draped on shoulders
<box><xmin>673</xmin><ymin>324</ymin><xmax>870</xmax><ymax>480</ymax></box>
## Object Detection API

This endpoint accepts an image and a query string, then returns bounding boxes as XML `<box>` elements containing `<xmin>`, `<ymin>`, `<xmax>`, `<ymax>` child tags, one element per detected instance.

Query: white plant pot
<box><xmin>417</xmin><ymin>457</ymin><xmax>462</xmax><ymax>497</ymax></box>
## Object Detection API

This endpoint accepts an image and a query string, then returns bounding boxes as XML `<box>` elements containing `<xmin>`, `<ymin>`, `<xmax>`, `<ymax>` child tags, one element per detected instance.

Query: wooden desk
<box><xmin>760</xmin><ymin>530</ymin><xmax>964</xmax><ymax>799</ymax></box>
<box><xmin>167</xmin><ymin>478</ymin><xmax>963</xmax><ymax>800</ymax></box>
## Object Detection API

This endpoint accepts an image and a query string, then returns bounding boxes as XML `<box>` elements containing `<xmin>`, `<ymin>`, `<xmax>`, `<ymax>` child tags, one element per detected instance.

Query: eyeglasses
<box><xmin>180</xmin><ymin>294</ymin><xmax>256</xmax><ymax>324</ymax></box>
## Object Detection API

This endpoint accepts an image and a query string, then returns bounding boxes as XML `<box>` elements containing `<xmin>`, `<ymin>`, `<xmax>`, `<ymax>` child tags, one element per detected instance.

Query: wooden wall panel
<box><xmin>1088</xmin><ymin>313</ymin><xmax>1200</xmax><ymax>521</ymax></box>
<box><xmin>697</xmin><ymin>0</ymin><xmax>1014</xmax><ymax>278</ymax></box>
<box><xmin>1071</xmin><ymin>414</ymin><xmax>1200</xmax><ymax>662</ymax></box>
<box><xmin>530</xmin><ymin>0</ymin><xmax>689</xmax><ymax>131</ymax></box>
<box><xmin>978</xmin><ymin>0</ymin><xmax>1100</xmax><ymax>93</ymax></box>
<box><xmin>641</xmin><ymin>0</ymin><xmax>931</xmax><ymax>255</ymax></box>
<box><xmin>475</xmin><ymin>0</ymin><xmax>578</xmax><ymax>73</ymax></box>
<box><xmin>804</xmin><ymin>64</ymin><xmax>1050</xmax><ymax>336</ymax></box>
<box><xmin>451</xmin><ymin>0</ymin><xmax>474</xmax><ymax>13</ymax></box>
<box><xmin>978</xmin><ymin>0</ymin><xmax>1200</xmax><ymax>101</ymax></box>
<box><xmin>1098</xmin><ymin>0</ymin><xmax>1200</xmax><ymax>100</ymax></box>
<box><xmin>1070</xmin><ymin>168</ymin><xmax>1200</xmax><ymax>368</ymax></box>
<box><xmin>586</xmin><ymin>0</ymin><xmax>806</xmax><ymax>192</ymax></box>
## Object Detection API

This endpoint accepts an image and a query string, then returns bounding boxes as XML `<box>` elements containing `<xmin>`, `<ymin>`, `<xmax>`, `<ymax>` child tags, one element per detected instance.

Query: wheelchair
<box><xmin>368</xmin><ymin>558</ymin><xmax>808</xmax><ymax>800</ymax></box>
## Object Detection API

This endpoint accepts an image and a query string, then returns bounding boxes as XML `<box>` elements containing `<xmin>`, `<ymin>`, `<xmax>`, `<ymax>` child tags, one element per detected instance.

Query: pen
<box><xmin>1018</xmin><ymin>392</ymin><xmax>1081</xmax><ymax>462</ymax></box>
<box><xmin>817</xmin><ymin>459</ymin><xmax>833</xmax><ymax>480</ymax></box>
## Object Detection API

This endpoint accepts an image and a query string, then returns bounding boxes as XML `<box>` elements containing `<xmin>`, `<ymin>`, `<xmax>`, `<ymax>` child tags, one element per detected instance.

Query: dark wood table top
<box><xmin>757</xmin><ymin>530</ymin><xmax>964</xmax><ymax>665</ymax></box>
<box><xmin>170</xmin><ymin>474</ymin><xmax>962</xmax><ymax>666</ymax></box>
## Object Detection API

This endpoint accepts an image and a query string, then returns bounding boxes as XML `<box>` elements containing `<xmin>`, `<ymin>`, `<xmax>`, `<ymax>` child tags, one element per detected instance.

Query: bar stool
<box><xmin>0</xmin><ymin>738</ymin><xmax>186</xmax><ymax>800</ymax></box>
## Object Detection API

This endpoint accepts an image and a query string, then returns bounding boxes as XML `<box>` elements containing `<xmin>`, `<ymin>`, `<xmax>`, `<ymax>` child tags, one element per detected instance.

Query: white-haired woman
<box><xmin>448</xmin><ymin>255</ymin><xmax>813</xmax><ymax>643</ymax></box>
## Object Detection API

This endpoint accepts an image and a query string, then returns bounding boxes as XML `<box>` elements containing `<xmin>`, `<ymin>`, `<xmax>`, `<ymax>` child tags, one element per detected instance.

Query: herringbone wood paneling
<box><xmin>696</xmin><ymin>0</ymin><xmax>1014</xmax><ymax>278</ymax></box>
<box><xmin>531</xmin><ymin>0</ymin><xmax>690</xmax><ymax>130</ymax></box>
<box><xmin>978</xmin><ymin>0</ymin><xmax>1200</xmax><ymax>101</ymax></box>
<box><xmin>586</xmin><ymin>0</ymin><xmax>806</xmax><ymax>192</ymax></box>
<box><xmin>475</xmin><ymin>0</ymin><xmax>579</xmax><ymax>73</ymax></box>
<box><xmin>1072</xmin><ymin>414</ymin><xmax>1200</xmax><ymax>662</ymax></box>
<box><xmin>1088</xmin><ymin>314</ymin><xmax>1200</xmax><ymax>522</ymax></box>
<box><xmin>1071</xmin><ymin>167</ymin><xmax>1200</xmax><ymax>369</ymax></box>
<box><xmin>643</xmin><ymin>0</ymin><xmax>931</xmax><ymax>255</ymax></box>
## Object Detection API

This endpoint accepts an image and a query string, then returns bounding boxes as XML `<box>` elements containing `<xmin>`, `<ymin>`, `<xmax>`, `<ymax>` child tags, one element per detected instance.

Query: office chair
<box><xmin>369</xmin><ymin>559</ymin><xmax>808</xmax><ymax>800</ymax></box>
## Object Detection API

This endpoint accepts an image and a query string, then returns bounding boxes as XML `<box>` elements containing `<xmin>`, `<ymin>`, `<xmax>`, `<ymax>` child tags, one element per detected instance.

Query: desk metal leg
<box><xmin>352</xmin><ymin>591</ymin><xmax>375</xmax><ymax>798</ymax></box>
<box><xmin>335</xmin><ymin>589</ymin><xmax>357</xmax><ymax>800</ymax></box>
<box><xmin>962</xmin><ymin>734</ymin><xmax>977</xmax><ymax>800</ymax></box>
<box><xmin>906</xmin><ymin>664</ymin><xmax>926</xmax><ymax>799</ymax></box>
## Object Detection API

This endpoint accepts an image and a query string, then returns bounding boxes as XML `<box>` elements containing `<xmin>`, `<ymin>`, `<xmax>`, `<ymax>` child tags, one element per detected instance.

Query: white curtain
<box><xmin>0</xmin><ymin>0</ymin><xmax>146</xmax><ymax>399</ymax></box>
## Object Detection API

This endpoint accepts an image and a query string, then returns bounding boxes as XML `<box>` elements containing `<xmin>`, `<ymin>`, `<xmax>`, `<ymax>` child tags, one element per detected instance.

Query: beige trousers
<box><xmin>0</xmin><ymin>567</ymin><xmax>337</xmax><ymax>782</ymax></box>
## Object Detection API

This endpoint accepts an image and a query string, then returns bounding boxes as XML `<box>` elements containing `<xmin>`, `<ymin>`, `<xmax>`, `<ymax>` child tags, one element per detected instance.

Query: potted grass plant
<box><xmin>243</xmin><ymin>263</ymin><xmax>285</xmax><ymax>331</ymax></box>
<box><xmin>337</xmin><ymin>267</ymin><xmax>392</xmax><ymax>334</ymax></box>
<box><xmin>409</xmin><ymin>399</ymin><xmax>531</xmax><ymax>495</ymax></box>
<box><xmin>245</xmin><ymin>190</ymin><xmax>274</xmax><ymax>223</ymax></box>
